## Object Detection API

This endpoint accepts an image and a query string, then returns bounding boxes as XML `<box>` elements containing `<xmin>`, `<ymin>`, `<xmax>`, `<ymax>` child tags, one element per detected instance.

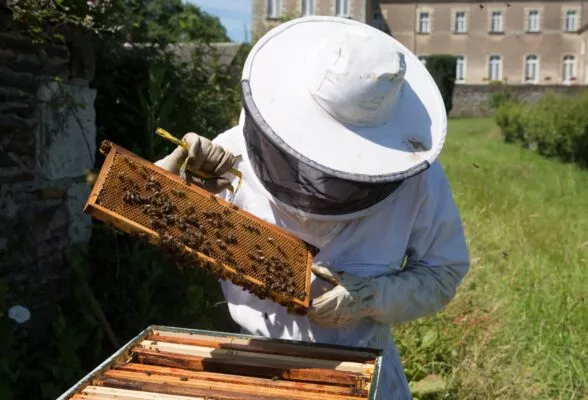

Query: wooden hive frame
<box><xmin>57</xmin><ymin>326</ymin><xmax>383</xmax><ymax>400</ymax></box>
<box><xmin>84</xmin><ymin>140</ymin><xmax>319</xmax><ymax>312</ymax></box>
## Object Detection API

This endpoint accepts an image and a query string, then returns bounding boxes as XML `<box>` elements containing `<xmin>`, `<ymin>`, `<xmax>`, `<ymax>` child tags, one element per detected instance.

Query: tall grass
<box><xmin>394</xmin><ymin>118</ymin><xmax>588</xmax><ymax>400</ymax></box>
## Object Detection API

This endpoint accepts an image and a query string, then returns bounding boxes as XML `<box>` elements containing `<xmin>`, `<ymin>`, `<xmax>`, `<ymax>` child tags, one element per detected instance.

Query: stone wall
<box><xmin>450</xmin><ymin>84</ymin><xmax>588</xmax><ymax>118</ymax></box>
<box><xmin>0</xmin><ymin>14</ymin><xmax>96</xmax><ymax>312</ymax></box>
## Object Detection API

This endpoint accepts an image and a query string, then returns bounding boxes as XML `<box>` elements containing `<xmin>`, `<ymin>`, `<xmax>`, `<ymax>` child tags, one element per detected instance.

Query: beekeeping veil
<box><xmin>239</xmin><ymin>16</ymin><xmax>447</xmax><ymax>221</ymax></box>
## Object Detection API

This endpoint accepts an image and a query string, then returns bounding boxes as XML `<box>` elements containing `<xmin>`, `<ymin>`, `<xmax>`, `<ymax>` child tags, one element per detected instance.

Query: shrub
<box><xmin>495</xmin><ymin>91</ymin><xmax>588</xmax><ymax>166</ymax></box>
<box><xmin>495</xmin><ymin>101</ymin><xmax>526</xmax><ymax>144</ymax></box>
<box><xmin>424</xmin><ymin>55</ymin><xmax>457</xmax><ymax>115</ymax></box>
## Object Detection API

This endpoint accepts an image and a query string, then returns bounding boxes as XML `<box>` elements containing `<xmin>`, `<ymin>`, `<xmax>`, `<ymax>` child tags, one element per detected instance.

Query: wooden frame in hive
<box><xmin>84</xmin><ymin>140</ymin><xmax>318</xmax><ymax>311</ymax></box>
<box><xmin>57</xmin><ymin>325</ymin><xmax>383</xmax><ymax>400</ymax></box>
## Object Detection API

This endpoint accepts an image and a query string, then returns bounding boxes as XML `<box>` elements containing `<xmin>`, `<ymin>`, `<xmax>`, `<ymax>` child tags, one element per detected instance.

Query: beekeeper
<box><xmin>156</xmin><ymin>16</ymin><xmax>470</xmax><ymax>399</ymax></box>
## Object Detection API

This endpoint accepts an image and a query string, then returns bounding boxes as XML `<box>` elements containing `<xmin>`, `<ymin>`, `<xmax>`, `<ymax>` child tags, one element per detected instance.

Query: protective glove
<box><xmin>155</xmin><ymin>132</ymin><xmax>237</xmax><ymax>194</ymax></box>
<box><xmin>306</xmin><ymin>263</ymin><xmax>381</xmax><ymax>328</ymax></box>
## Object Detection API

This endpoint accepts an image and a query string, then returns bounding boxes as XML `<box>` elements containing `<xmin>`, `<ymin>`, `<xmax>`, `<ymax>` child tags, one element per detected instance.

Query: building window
<box><xmin>267</xmin><ymin>0</ymin><xmax>281</xmax><ymax>19</ymax></box>
<box><xmin>456</xmin><ymin>56</ymin><xmax>466</xmax><ymax>83</ymax></box>
<box><xmin>562</xmin><ymin>55</ymin><xmax>576</xmax><ymax>83</ymax></box>
<box><xmin>488</xmin><ymin>55</ymin><xmax>502</xmax><ymax>81</ymax></box>
<box><xmin>564</xmin><ymin>10</ymin><xmax>577</xmax><ymax>32</ymax></box>
<box><xmin>302</xmin><ymin>0</ymin><xmax>314</xmax><ymax>16</ymax></box>
<box><xmin>490</xmin><ymin>11</ymin><xmax>503</xmax><ymax>33</ymax></box>
<box><xmin>418</xmin><ymin>56</ymin><xmax>428</xmax><ymax>66</ymax></box>
<box><xmin>524</xmin><ymin>55</ymin><xmax>539</xmax><ymax>83</ymax></box>
<box><xmin>454</xmin><ymin>11</ymin><xmax>467</xmax><ymax>33</ymax></box>
<box><xmin>418</xmin><ymin>11</ymin><xmax>430</xmax><ymax>33</ymax></box>
<box><xmin>527</xmin><ymin>10</ymin><xmax>540</xmax><ymax>32</ymax></box>
<box><xmin>335</xmin><ymin>0</ymin><xmax>349</xmax><ymax>17</ymax></box>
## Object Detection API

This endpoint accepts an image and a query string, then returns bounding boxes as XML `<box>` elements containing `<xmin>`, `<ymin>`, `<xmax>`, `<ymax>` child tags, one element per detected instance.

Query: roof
<box><xmin>169</xmin><ymin>42</ymin><xmax>243</xmax><ymax>66</ymax></box>
<box><xmin>123</xmin><ymin>42</ymin><xmax>243</xmax><ymax>67</ymax></box>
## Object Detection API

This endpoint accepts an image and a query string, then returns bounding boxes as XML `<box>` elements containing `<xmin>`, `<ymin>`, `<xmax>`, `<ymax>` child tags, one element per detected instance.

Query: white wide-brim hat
<box><xmin>241</xmin><ymin>16</ymin><xmax>447</xmax><ymax>181</ymax></box>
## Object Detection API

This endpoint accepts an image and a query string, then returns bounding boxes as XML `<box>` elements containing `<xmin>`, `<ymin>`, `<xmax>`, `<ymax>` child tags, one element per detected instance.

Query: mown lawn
<box><xmin>394</xmin><ymin>118</ymin><xmax>588</xmax><ymax>400</ymax></box>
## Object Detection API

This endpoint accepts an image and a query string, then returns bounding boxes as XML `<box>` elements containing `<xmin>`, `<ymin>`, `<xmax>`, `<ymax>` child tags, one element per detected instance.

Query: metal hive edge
<box><xmin>55</xmin><ymin>326</ymin><xmax>151</xmax><ymax>400</ymax></box>
<box><xmin>57</xmin><ymin>325</ymin><xmax>383</xmax><ymax>399</ymax></box>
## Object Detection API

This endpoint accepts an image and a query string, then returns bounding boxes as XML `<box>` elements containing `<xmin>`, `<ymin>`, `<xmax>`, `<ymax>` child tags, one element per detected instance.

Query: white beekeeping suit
<box><xmin>156</xmin><ymin>16</ymin><xmax>470</xmax><ymax>400</ymax></box>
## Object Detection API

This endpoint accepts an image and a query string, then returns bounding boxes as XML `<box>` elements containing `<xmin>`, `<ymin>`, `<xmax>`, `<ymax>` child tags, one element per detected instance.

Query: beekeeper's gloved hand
<box><xmin>307</xmin><ymin>263</ymin><xmax>382</xmax><ymax>328</ymax></box>
<box><xmin>155</xmin><ymin>132</ymin><xmax>237</xmax><ymax>194</ymax></box>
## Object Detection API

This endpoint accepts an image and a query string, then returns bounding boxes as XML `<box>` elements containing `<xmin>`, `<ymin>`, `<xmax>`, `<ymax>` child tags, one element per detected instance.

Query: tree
<box><xmin>124</xmin><ymin>0</ymin><xmax>229</xmax><ymax>44</ymax></box>
<box><xmin>8</xmin><ymin>0</ymin><xmax>229</xmax><ymax>45</ymax></box>
<box><xmin>424</xmin><ymin>55</ymin><xmax>457</xmax><ymax>115</ymax></box>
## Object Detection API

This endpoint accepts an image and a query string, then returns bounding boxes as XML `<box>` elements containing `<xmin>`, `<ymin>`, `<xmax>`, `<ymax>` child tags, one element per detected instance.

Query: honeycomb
<box><xmin>85</xmin><ymin>141</ymin><xmax>318</xmax><ymax>310</ymax></box>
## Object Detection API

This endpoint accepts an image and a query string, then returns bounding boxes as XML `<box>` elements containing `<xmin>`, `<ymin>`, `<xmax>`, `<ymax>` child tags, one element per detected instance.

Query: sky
<box><xmin>186</xmin><ymin>0</ymin><xmax>252</xmax><ymax>43</ymax></box>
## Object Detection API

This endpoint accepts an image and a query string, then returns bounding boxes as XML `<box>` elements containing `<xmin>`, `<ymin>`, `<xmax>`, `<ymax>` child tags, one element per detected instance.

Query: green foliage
<box><xmin>495</xmin><ymin>91</ymin><xmax>588</xmax><ymax>166</ymax></box>
<box><xmin>0</xmin><ymin>237</ymin><xmax>237</xmax><ymax>399</ymax></box>
<box><xmin>8</xmin><ymin>0</ymin><xmax>228</xmax><ymax>45</ymax></box>
<box><xmin>92</xmin><ymin>41</ymin><xmax>242</xmax><ymax>161</ymax></box>
<box><xmin>124</xmin><ymin>0</ymin><xmax>229</xmax><ymax>44</ymax></box>
<box><xmin>2</xmin><ymin>1</ymin><xmax>246</xmax><ymax>398</ymax></box>
<box><xmin>395</xmin><ymin>118</ymin><xmax>588</xmax><ymax>399</ymax></box>
<box><xmin>424</xmin><ymin>55</ymin><xmax>457</xmax><ymax>115</ymax></box>
<box><xmin>8</xmin><ymin>0</ymin><xmax>120</xmax><ymax>43</ymax></box>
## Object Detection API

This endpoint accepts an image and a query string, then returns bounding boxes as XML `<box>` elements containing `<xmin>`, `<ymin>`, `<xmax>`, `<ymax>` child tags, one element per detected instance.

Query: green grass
<box><xmin>393</xmin><ymin>118</ymin><xmax>588</xmax><ymax>400</ymax></box>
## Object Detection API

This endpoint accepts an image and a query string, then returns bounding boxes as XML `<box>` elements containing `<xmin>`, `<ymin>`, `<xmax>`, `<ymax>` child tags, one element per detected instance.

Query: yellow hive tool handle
<box><xmin>156</xmin><ymin>128</ymin><xmax>243</xmax><ymax>194</ymax></box>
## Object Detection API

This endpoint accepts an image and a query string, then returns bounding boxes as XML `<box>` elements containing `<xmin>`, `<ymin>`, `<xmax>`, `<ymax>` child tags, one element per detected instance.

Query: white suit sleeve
<box><xmin>371</xmin><ymin>162</ymin><xmax>470</xmax><ymax>325</ymax></box>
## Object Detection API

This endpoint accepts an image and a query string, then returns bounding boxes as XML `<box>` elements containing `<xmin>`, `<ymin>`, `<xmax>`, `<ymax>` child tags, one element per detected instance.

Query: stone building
<box><xmin>252</xmin><ymin>0</ymin><xmax>588</xmax><ymax>85</ymax></box>
<box><xmin>252</xmin><ymin>0</ymin><xmax>383</xmax><ymax>39</ymax></box>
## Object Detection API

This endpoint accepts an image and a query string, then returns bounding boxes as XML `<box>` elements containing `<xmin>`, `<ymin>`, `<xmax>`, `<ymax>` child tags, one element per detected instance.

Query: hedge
<box><xmin>495</xmin><ymin>91</ymin><xmax>588</xmax><ymax>166</ymax></box>
<box><xmin>424</xmin><ymin>55</ymin><xmax>457</xmax><ymax>115</ymax></box>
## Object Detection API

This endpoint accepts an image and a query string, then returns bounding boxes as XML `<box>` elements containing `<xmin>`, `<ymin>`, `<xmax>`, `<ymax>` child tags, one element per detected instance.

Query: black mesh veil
<box><xmin>240</xmin><ymin>80</ymin><xmax>430</xmax><ymax>216</ymax></box>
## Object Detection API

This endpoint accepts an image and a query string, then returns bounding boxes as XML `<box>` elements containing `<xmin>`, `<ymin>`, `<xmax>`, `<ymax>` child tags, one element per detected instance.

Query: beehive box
<box><xmin>84</xmin><ymin>141</ymin><xmax>319</xmax><ymax>312</ymax></box>
<box><xmin>57</xmin><ymin>326</ymin><xmax>382</xmax><ymax>400</ymax></box>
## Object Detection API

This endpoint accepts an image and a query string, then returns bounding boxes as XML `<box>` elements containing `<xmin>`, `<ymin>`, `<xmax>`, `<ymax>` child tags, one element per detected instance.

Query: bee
<box><xmin>222</xmin><ymin>208</ymin><xmax>231</xmax><ymax>216</ymax></box>
<box><xmin>123</xmin><ymin>190</ymin><xmax>142</xmax><ymax>204</ymax></box>
<box><xmin>162</xmin><ymin>202</ymin><xmax>175</xmax><ymax>214</ymax></box>
<box><xmin>242</xmin><ymin>224</ymin><xmax>260</xmax><ymax>234</ymax></box>
<box><xmin>146</xmin><ymin>176</ymin><xmax>161</xmax><ymax>191</ymax></box>
<box><xmin>200</xmin><ymin>244</ymin><xmax>213</xmax><ymax>256</ymax></box>
<box><xmin>150</xmin><ymin>218</ymin><xmax>165</xmax><ymax>231</ymax></box>
<box><xmin>225</xmin><ymin>234</ymin><xmax>237</xmax><ymax>245</ymax></box>
<box><xmin>230</xmin><ymin>204</ymin><xmax>239</xmax><ymax>210</ymax></box>
<box><xmin>226</xmin><ymin>256</ymin><xmax>236</xmax><ymax>265</ymax></box>
<box><xmin>267</xmin><ymin>237</ymin><xmax>274</xmax><ymax>244</ymax></box>
<box><xmin>118</xmin><ymin>173</ymin><xmax>127</xmax><ymax>183</ymax></box>
<box><xmin>185</xmin><ymin>206</ymin><xmax>196</xmax><ymax>214</ymax></box>
<box><xmin>184</xmin><ymin>215</ymin><xmax>198</xmax><ymax>226</ymax></box>
<box><xmin>123</xmin><ymin>156</ymin><xmax>137</xmax><ymax>169</ymax></box>
<box><xmin>171</xmin><ymin>189</ymin><xmax>187</xmax><ymax>199</ymax></box>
